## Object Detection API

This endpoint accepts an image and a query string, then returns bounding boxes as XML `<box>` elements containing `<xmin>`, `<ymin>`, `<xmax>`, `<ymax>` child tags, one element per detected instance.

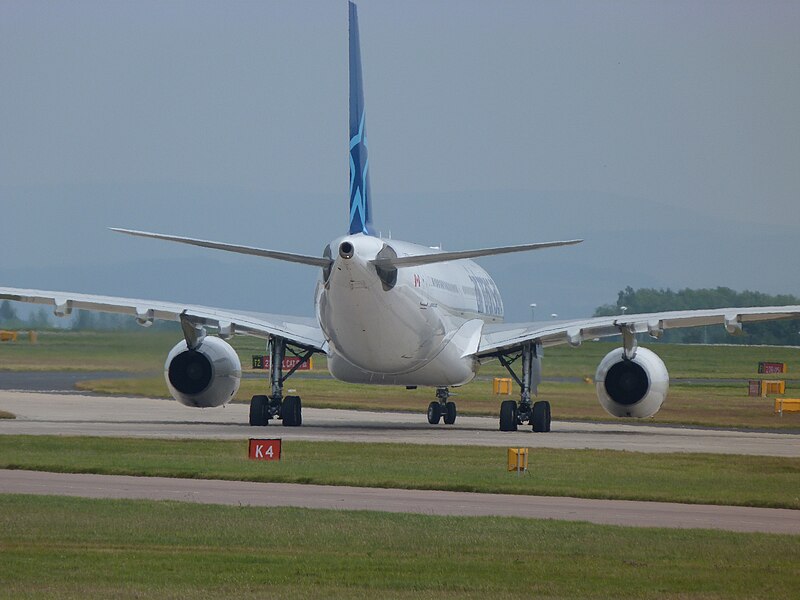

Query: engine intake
<box><xmin>594</xmin><ymin>347</ymin><xmax>669</xmax><ymax>418</ymax></box>
<box><xmin>164</xmin><ymin>336</ymin><xmax>241</xmax><ymax>408</ymax></box>
<box><xmin>339</xmin><ymin>241</ymin><xmax>354</xmax><ymax>259</ymax></box>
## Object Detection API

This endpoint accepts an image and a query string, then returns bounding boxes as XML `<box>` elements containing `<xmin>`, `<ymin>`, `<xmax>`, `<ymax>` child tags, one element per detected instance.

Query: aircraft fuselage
<box><xmin>316</xmin><ymin>234</ymin><xmax>503</xmax><ymax>386</ymax></box>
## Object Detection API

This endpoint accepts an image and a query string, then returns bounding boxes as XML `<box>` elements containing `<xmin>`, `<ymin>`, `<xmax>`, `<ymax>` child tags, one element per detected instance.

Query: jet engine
<box><xmin>594</xmin><ymin>347</ymin><xmax>669</xmax><ymax>418</ymax></box>
<box><xmin>164</xmin><ymin>336</ymin><xmax>242</xmax><ymax>408</ymax></box>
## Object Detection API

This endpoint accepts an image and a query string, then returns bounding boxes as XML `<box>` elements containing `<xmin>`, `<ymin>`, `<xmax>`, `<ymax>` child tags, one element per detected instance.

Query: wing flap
<box><xmin>0</xmin><ymin>287</ymin><xmax>325</xmax><ymax>350</ymax></box>
<box><xmin>478</xmin><ymin>306</ymin><xmax>800</xmax><ymax>356</ymax></box>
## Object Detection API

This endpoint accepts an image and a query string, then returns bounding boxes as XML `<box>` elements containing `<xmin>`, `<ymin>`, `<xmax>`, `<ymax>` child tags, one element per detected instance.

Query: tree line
<box><xmin>0</xmin><ymin>301</ymin><xmax>177</xmax><ymax>332</ymax></box>
<box><xmin>2</xmin><ymin>288</ymin><xmax>799</xmax><ymax>344</ymax></box>
<box><xmin>594</xmin><ymin>286</ymin><xmax>800</xmax><ymax>345</ymax></box>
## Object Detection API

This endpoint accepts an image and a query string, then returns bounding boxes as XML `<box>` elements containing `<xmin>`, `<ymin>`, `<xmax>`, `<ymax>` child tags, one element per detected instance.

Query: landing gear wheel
<box><xmin>532</xmin><ymin>400</ymin><xmax>551</xmax><ymax>432</ymax></box>
<box><xmin>427</xmin><ymin>401</ymin><xmax>442</xmax><ymax>424</ymax></box>
<box><xmin>499</xmin><ymin>400</ymin><xmax>518</xmax><ymax>432</ymax></box>
<box><xmin>282</xmin><ymin>395</ymin><xmax>302</xmax><ymax>427</ymax></box>
<box><xmin>249</xmin><ymin>395</ymin><xmax>269</xmax><ymax>426</ymax></box>
<box><xmin>544</xmin><ymin>401</ymin><xmax>551</xmax><ymax>432</ymax></box>
<box><xmin>444</xmin><ymin>401</ymin><xmax>457</xmax><ymax>425</ymax></box>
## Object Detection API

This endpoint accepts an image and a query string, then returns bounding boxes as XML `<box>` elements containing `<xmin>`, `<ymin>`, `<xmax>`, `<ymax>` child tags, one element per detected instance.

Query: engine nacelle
<box><xmin>594</xmin><ymin>347</ymin><xmax>669</xmax><ymax>418</ymax></box>
<box><xmin>164</xmin><ymin>336</ymin><xmax>241</xmax><ymax>408</ymax></box>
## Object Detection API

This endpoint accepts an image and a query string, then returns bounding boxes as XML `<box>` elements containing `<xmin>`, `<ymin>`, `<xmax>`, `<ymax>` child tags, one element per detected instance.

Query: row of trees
<box><xmin>0</xmin><ymin>301</ymin><xmax>176</xmax><ymax>332</ymax></box>
<box><xmin>2</xmin><ymin>288</ymin><xmax>799</xmax><ymax>344</ymax></box>
<box><xmin>0</xmin><ymin>301</ymin><xmax>52</xmax><ymax>329</ymax></box>
<box><xmin>594</xmin><ymin>287</ymin><xmax>800</xmax><ymax>345</ymax></box>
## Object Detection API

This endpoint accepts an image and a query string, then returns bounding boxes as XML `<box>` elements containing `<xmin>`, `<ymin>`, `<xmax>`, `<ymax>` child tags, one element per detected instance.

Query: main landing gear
<box><xmin>249</xmin><ymin>336</ymin><xmax>315</xmax><ymax>427</ymax></box>
<box><xmin>427</xmin><ymin>387</ymin><xmax>457</xmax><ymax>425</ymax></box>
<box><xmin>493</xmin><ymin>342</ymin><xmax>551</xmax><ymax>433</ymax></box>
<box><xmin>499</xmin><ymin>398</ymin><xmax>551</xmax><ymax>432</ymax></box>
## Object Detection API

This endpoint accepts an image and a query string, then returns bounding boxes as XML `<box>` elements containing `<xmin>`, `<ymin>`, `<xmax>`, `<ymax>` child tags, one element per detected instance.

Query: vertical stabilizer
<box><xmin>348</xmin><ymin>1</ymin><xmax>372</xmax><ymax>235</ymax></box>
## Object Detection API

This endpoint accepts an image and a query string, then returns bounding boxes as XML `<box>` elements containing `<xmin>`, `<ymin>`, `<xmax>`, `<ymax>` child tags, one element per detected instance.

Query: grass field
<box><xmin>3</xmin><ymin>330</ymin><xmax>800</xmax><ymax>428</ymax></box>
<box><xmin>75</xmin><ymin>375</ymin><xmax>800</xmax><ymax>430</ymax></box>
<box><xmin>2</xmin><ymin>436</ymin><xmax>798</xmax><ymax>509</ymax></box>
<box><xmin>2</xmin><ymin>330</ymin><xmax>800</xmax><ymax>379</ymax></box>
<box><xmin>2</xmin><ymin>494</ymin><xmax>798</xmax><ymax>599</ymax></box>
<box><xmin>0</xmin><ymin>330</ymin><xmax>184</xmax><ymax>372</ymax></box>
<box><xmin>3</xmin><ymin>334</ymin><xmax>799</xmax><ymax>597</ymax></box>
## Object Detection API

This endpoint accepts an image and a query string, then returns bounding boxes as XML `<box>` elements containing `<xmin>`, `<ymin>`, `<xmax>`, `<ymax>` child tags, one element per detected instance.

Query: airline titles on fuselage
<box><xmin>469</xmin><ymin>274</ymin><xmax>503</xmax><ymax>317</ymax></box>
<box><xmin>418</xmin><ymin>272</ymin><xmax>504</xmax><ymax>318</ymax></box>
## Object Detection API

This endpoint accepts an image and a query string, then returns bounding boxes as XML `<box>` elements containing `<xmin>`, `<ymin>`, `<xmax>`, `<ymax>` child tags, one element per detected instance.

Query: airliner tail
<box><xmin>348</xmin><ymin>1</ymin><xmax>372</xmax><ymax>235</ymax></box>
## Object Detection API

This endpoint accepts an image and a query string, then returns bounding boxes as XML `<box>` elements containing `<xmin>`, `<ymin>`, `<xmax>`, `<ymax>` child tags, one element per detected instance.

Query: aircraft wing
<box><xmin>0</xmin><ymin>287</ymin><xmax>325</xmax><ymax>351</ymax></box>
<box><xmin>477</xmin><ymin>306</ymin><xmax>800</xmax><ymax>356</ymax></box>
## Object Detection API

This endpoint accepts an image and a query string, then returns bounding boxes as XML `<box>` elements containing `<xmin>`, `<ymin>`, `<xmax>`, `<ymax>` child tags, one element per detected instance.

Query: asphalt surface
<box><xmin>3</xmin><ymin>469</ymin><xmax>798</xmax><ymax>534</ymax></box>
<box><xmin>2</xmin><ymin>390</ymin><xmax>800</xmax><ymax>456</ymax></box>
<box><xmin>0</xmin><ymin>371</ymin><xmax>132</xmax><ymax>393</ymax></box>
<box><xmin>2</xmin><ymin>388</ymin><xmax>799</xmax><ymax>534</ymax></box>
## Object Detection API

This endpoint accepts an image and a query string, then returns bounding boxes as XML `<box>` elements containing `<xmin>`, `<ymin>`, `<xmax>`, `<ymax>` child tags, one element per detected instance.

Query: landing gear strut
<box><xmin>427</xmin><ymin>387</ymin><xmax>457</xmax><ymax>425</ymax></box>
<box><xmin>493</xmin><ymin>342</ymin><xmax>551</xmax><ymax>432</ymax></box>
<box><xmin>248</xmin><ymin>336</ymin><xmax>315</xmax><ymax>427</ymax></box>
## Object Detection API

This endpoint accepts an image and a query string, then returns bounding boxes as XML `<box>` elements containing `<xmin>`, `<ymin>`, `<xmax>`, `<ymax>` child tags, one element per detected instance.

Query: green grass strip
<box><xmin>1</xmin><ymin>494</ymin><xmax>798</xmax><ymax>599</ymax></box>
<box><xmin>75</xmin><ymin>375</ymin><xmax>800</xmax><ymax>430</ymax></box>
<box><xmin>6</xmin><ymin>331</ymin><xmax>800</xmax><ymax>429</ymax></box>
<box><xmin>4</xmin><ymin>331</ymin><xmax>800</xmax><ymax>379</ymax></box>
<box><xmin>1</xmin><ymin>435</ymin><xmax>798</xmax><ymax>509</ymax></box>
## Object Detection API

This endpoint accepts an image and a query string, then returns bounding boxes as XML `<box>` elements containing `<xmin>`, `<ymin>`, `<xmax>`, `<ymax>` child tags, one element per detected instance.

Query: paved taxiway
<box><xmin>2</xmin><ymin>390</ymin><xmax>799</xmax><ymax>534</ymax></box>
<box><xmin>3</xmin><ymin>469</ymin><xmax>798</xmax><ymax>534</ymax></box>
<box><xmin>1</xmin><ymin>390</ymin><xmax>799</xmax><ymax>456</ymax></box>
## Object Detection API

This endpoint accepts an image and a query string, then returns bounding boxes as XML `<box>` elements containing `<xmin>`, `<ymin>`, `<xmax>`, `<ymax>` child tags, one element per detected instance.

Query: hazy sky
<box><xmin>1</xmin><ymin>1</ymin><xmax>798</xmax><ymax>321</ymax></box>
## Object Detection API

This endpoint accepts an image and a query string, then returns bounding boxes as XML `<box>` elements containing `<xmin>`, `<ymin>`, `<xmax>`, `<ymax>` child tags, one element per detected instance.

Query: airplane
<box><xmin>2</xmin><ymin>2</ymin><xmax>800</xmax><ymax>432</ymax></box>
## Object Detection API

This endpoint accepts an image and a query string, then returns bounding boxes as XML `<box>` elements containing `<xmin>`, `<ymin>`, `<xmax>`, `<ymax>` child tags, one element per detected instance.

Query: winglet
<box><xmin>348</xmin><ymin>1</ymin><xmax>372</xmax><ymax>235</ymax></box>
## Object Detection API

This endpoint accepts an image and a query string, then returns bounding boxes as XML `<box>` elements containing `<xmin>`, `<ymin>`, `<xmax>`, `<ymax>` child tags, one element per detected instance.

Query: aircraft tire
<box><xmin>427</xmin><ymin>401</ymin><xmax>441</xmax><ymax>424</ymax></box>
<box><xmin>499</xmin><ymin>400</ymin><xmax>518</xmax><ymax>432</ymax></box>
<box><xmin>532</xmin><ymin>401</ymin><xmax>549</xmax><ymax>432</ymax></box>
<box><xmin>544</xmin><ymin>401</ymin><xmax>552</xmax><ymax>432</ymax></box>
<box><xmin>249</xmin><ymin>395</ymin><xmax>269</xmax><ymax>426</ymax></box>
<box><xmin>282</xmin><ymin>396</ymin><xmax>302</xmax><ymax>427</ymax></box>
<box><xmin>444</xmin><ymin>401</ymin><xmax>457</xmax><ymax>425</ymax></box>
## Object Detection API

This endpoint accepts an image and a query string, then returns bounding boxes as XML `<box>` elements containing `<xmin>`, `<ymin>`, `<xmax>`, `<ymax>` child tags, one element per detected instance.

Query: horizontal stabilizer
<box><xmin>110</xmin><ymin>228</ymin><xmax>332</xmax><ymax>268</ymax></box>
<box><xmin>370</xmin><ymin>239</ymin><xmax>583</xmax><ymax>269</ymax></box>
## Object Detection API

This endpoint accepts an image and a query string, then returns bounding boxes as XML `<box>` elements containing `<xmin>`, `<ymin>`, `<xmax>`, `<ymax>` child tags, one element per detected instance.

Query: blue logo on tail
<box><xmin>348</xmin><ymin>2</ymin><xmax>372</xmax><ymax>235</ymax></box>
<box><xmin>349</xmin><ymin>110</ymin><xmax>370</xmax><ymax>234</ymax></box>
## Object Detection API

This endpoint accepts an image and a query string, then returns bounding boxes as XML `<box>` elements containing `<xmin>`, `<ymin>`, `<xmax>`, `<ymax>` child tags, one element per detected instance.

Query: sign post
<box><xmin>507</xmin><ymin>447</ymin><xmax>529</xmax><ymax>476</ymax></box>
<box><xmin>248</xmin><ymin>438</ymin><xmax>282</xmax><ymax>461</ymax></box>
<box><xmin>758</xmin><ymin>362</ymin><xmax>787</xmax><ymax>375</ymax></box>
<box><xmin>252</xmin><ymin>355</ymin><xmax>312</xmax><ymax>371</ymax></box>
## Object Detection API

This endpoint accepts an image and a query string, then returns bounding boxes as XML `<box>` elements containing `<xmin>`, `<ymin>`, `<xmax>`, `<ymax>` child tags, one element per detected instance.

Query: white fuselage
<box><xmin>315</xmin><ymin>234</ymin><xmax>503</xmax><ymax>386</ymax></box>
